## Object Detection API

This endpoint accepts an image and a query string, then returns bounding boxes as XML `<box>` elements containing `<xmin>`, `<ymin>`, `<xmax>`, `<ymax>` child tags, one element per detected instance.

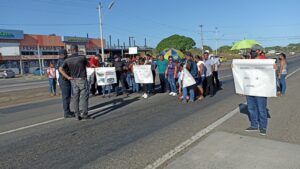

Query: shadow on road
<box><xmin>88</xmin><ymin>96</ymin><xmax>140</xmax><ymax>119</ymax></box>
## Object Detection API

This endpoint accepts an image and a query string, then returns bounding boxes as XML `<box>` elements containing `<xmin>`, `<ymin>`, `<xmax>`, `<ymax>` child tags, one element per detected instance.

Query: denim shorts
<box><xmin>196</xmin><ymin>76</ymin><xmax>205</xmax><ymax>87</ymax></box>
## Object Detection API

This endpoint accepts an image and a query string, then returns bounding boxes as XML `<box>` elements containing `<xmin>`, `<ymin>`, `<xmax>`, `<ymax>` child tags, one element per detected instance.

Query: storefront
<box><xmin>20</xmin><ymin>34</ymin><xmax>64</xmax><ymax>73</ymax></box>
<box><xmin>0</xmin><ymin>29</ymin><xmax>24</xmax><ymax>73</ymax></box>
<box><xmin>63</xmin><ymin>36</ymin><xmax>89</xmax><ymax>55</ymax></box>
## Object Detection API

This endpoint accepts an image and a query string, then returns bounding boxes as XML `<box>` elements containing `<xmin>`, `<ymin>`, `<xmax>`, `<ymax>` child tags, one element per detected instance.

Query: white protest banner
<box><xmin>133</xmin><ymin>65</ymin><xmax>153</xmax><ymax>84</ymax></box>
<box><xmin>86</xmin><ymin>68</ymin><xmax>95</xmax><ymax>84</ymax></box>
<box><xmin>182</xmin><ymin>68</ymin><xmax>196</xmax><ymax>88</ymax></box>
<box><xmin>232</xmin><ymin>59</ymin><xmax>276</xmax><ymax>97</ymax></box>
<box><xmin>95</xmin><ymin>67</ymin><xmax>117</xmax><ymax>86</ymax></box>
<box><xmin>129</xmin><ymin>47</ymin><xmax>138</xmax><ymax>54</ymax></box>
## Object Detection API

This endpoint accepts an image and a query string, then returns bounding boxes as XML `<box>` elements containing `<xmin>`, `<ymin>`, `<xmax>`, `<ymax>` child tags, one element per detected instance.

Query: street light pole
<box><xmin>200</xmin><ymin>25</ymin><xmax>204</xmax><ymax>54</ymax></box>
<box><xmin>215</xmin><ymin>27</ymin><xmax>218</xmax><ymax>56</ymax></box>
<box><xmin>97</xmin><ymin>2</ymin><xmax>105</xmax><ymax>62</ymax></box>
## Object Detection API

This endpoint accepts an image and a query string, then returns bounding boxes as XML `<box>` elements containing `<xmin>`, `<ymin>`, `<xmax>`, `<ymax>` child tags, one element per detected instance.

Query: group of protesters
<box><xmin>50</xmin><ymin>44</ymin><xmax>223</xmax><ymax>120</ymax></box>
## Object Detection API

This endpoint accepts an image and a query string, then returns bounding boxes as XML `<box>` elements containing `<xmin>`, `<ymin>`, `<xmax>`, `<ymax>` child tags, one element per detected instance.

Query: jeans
<box><xmin>102</xmin><ymin>85</ymin><xmax>111</xmax><ymax>96</ymax></box>
<box><xmin>49</xmin><ymin>78</ymin><xmax>57</xmax><ymax>95</ymax></box>
<box><xmin>183</xmin><ymin>85</ymin><xmax>195</xmax><ymax>101</ymax></box>
<box><xmin>71</xmin><ymin>79</ymin><xmax>89</xmax><ymax>117</ymax></box>
<box><xmin>159</xmin><ymin>73</ymin><xmax>168</xmax><ymax>93</ymax></box>
<box><xmin>168</xmin><ymin>74</ymin><xmax>177</xmax><ymax>93</ymax></box>
<box><xmin>246</xmin><ymin>96</ymin><xmax>268</xmax><ymax>129</ymax></box>
<box><xmin>280</xmin><ymin>74</ymin><xmax>287</xmax><ymax>94</ymax></box>
<box><xmin>152</xmin><ymin>70</ymin><xmax>156</xmax><ymax>90</ymax></box>
<box><xmin>126</xmin><ymin>73</ymin><xmax>132</xmax><ymax>88</ymax></box>
<box><xmin>130</xmin><ymin>74</ymin><xmax>139</xmax><ymax>92</ymax></box>
<box><xmin>59</xmin><ymin>79</ymin><xmax>72</xmax><ymax>116</ymax></box>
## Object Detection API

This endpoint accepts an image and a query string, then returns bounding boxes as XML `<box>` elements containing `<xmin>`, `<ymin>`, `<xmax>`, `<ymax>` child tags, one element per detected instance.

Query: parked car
<box><xmin>0</xmin><ymin>69</ymin><xmax>15</xmax><ymax>79</ymax></box>
<box><xmin>33</xmin><ymin>68</ymin><xmax>46</xmax><ymax>76</ymax></box>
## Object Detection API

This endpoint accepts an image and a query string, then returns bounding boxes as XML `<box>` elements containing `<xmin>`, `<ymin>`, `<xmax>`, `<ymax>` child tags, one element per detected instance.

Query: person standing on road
<box><xmin>165</xmin><ymin>56</ymin><xmax>177</xmax><ymax>96</ymax></box>
<box><xmin>203</xmin><ymin>52</ymin><xmax>215</xmax><ymax>97</ymax></box>
<box><xmin>89</xmin><ymin>55</ymin><xmax>101</xmax><ymax>96</ymax></box>
<box><xmin>60</xmin><ymin>45</ymin><xmax>89</xmax><ymax>120</ymax></box>
<box><xmin>245</xmin><ymin>48</ymin><xmax>276</xmax><ymax>135</ymax></box>
<box><xmin>195</xmin><ymin>55</ymin><xmax>205</xmax><ymax>100</ymax></box>
<box><xmin>47</xmin><ymin>63</ymin><xmax>57</xmax><ymax>96</ymax></box>
<box><xmin>57</xmin><ymin>49</ymin><xmax>74</xmax><ymax>118</ymax></box>
<box><xmin>157</xmin><ymin>54</ymin><xmax>169</xmax><ymax>93</ymax></box>
<box><xmin>278</xmin><ymin>53</ymin><xmax>288</xmax><ymax>96</ymax></box>
<box><xmin>211</xmin><ymin>55</ymin><xmax>222</xmax><ymax>90</ymax></box>
<box><xmin>183</xmin><ymin>52</ymin><xmax>197</xmax><ymax>102</ymax></box>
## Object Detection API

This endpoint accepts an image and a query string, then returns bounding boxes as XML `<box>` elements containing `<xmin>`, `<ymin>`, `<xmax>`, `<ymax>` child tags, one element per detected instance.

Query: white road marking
<box><xmin>0</xmin><ymin>102</ymin><xmax>121</xmax><ymax>136</ymax></box>
<box><xmin>0</xmin><ymin>118</ymin><xmax>64</xmax><ymax>135</ymax></box>
<box><xmin>144</xmin><ymin>66</ymin><xmax>300</xmax><ymax>169</ymax></box>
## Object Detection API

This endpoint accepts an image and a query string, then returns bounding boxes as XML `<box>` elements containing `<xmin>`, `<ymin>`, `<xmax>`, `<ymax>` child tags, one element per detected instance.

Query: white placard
<box><xmin>87</xmin><ymin>68</ymin><xmax>95</xmax><ymax>84</ymax></box>
<box><xmin>133</xmin><ymin>65</ymin><xmax>153</xmax><ymax>84</ymax></box>
<box><xmin>129</xmin><ymin>47</ymin><xmax>138</xmax><ymax>54</ymax></box>
<box><xmin>56</xmin><ymin>69</ymin><xmax>60</xmax><ymax>85</ymax></box>
<box><xmin>232</xmin><ymin>59</ymin><xmax>276</xmax><ymax>97</ymax></box>
<box><xmin>182</xmin><ymin>68</ymin><xmax>196</xmax><ymax>88</ymax></box>
<box><xmin>95</xmin><ymin>67</ymin><xmax>117</xmax><ymax>86</ymax></box>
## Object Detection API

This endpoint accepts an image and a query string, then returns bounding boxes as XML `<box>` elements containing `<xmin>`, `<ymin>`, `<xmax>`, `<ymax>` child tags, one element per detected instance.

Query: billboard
<box><xmin>0</xmin><ymin>29</ymin><xmax>24</xmax><ymax>40</ymax></box>
<box><xmin>63</xmin><ymin>36</ymin><xmax>89</xmax><ymax>43</ymax></box>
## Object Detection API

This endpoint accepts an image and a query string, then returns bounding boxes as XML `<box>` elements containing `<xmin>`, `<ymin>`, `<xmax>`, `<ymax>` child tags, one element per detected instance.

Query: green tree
<box><xmin>217</xmin><ymin>45</ymin><xmax>232</xmax><ymax>53</ymax></box>
<box><xmin>156</xmin><ymin>34</ymin><xmax>196</xmax><ymax>52</ymax></box>
<box><xmin>203</xmin><ymin>45</ymin><xmax>213</xmax><ymax>53</ymax></box>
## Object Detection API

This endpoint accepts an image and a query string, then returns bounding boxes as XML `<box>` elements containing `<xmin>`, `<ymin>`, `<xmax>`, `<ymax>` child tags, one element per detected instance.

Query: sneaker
<box><xmin>141</xmin><ymin>93</ymin><xmax>146</xmax><ymax>98</ymax></box>
<box><xmin>144</xmin><ymin>94</ymin><xmax>148</xmax><ymax>99</ymax></box>
<box><xmin>245</xmin><ymin>127</ymin><xmax>258</xmax><ymax>132</ymax></box>
<box><xmin>172</xmin><ymin>93</ymin><xmax>177</xmax><ymax>96</ymax></box>
<box><xmin>169</xmin><ymin>92</ymin><xmax>174</xmax><ymax>96</ymax></box>
<box><xmin>259</xmin><ymin>129</ymin><xmax>267</xmax><ymax>136</ymax></box>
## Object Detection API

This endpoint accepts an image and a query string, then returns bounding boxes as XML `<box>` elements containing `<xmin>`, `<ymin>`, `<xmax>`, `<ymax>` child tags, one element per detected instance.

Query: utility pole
<box><xmin>144</xmin><ymin>38</ymin><xmax>147</xmax><ymax>48</ymax></box>
<box><xmin>97</xmin><ymin>2</ymin><xmax>105</xmax><ymax>62</ymax></box>
<box><xmin>37</xmin><ymin>43</ymin><xmax>42</xmax><ymax>76</ymax></box>
<box><xmin>117</xmin><ymin>38</ymin><xmax>120</xmax><ymax>48</ymax></box>
<box><xmin>109</xmin><ymin>35</ymin><xmax>112</xmax><ymax>49</ymax></box>
<box><xmin>215</xmin><ymin>27</ymin><xmax>218</xmax><ymax>56</ymax></box>
<box><xmin>200</xmin><ymin>25</ymin><xmax>204</xmax><ymax>54</ymax></box>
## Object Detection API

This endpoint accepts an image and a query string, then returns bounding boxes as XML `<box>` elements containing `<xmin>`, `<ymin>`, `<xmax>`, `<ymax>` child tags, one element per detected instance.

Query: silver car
<box><xmin>0</xmin><ymin>69</ymin><xmax>16</xmax><ymax>79</ymax></box>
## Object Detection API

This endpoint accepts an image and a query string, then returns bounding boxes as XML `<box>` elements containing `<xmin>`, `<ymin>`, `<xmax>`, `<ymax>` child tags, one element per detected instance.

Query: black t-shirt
<box><xmin>114</xmin><ymin>61</ymin><xmax>124</xmax><ymax>72</ymax></box>
<box><xmin>62</xmin><ymin>54</ymin><xmax>88</xmax><ymax>78</ymax></box>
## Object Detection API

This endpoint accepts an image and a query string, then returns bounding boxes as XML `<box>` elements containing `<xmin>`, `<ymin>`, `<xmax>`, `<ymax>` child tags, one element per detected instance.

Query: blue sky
<box><xmin>1</xmin><ymin>0</ymin><xmax>300</xmax><ymax>49</ymax></box>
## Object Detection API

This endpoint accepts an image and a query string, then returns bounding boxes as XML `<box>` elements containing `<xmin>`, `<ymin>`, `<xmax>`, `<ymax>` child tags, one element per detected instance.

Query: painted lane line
<box><xmin>0</xmin><ymin>102</ymin><xmax>121</xmax><ymax>136</ymax></box>
<box><xmin>0</xmin><ymin>118</ymin><xmax>64</xmax><ymax>135</ymax></box>
<box><xmin>144</xmin><ymin>66</ymin><xmax>300</xmax><ymax>169</ymax></box>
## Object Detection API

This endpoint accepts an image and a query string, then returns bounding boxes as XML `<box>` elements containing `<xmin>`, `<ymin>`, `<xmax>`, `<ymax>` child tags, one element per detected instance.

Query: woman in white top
<box><xmin>195</xmin><ymin>55</ymin><xmax>205</xmax><ymax>100</ymax></box>
<box><xmin>47</xmin><ymin>63</ymin><xmax>57</xmax><ymax>96</ymax></box>
<box><xmin>278</xmin><ymin>53</ymin><xmax>288</xmax><ymax>96</ymax></box>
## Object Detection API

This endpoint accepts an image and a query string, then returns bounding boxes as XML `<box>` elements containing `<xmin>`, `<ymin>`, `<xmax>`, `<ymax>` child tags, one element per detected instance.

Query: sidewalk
<box><xmin>164</xmin><ymin>70</ymin><xmax>300</xmax><ymax>169</ymax></box>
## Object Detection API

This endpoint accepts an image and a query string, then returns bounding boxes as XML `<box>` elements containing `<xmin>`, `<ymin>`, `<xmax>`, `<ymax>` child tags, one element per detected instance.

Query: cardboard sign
<box><xmin>182</xmin><ymin>68</ymin><xmax>196</xmax><ymax>88</ymax></box>
<box><xmin>232</xmin><ymin>59</ymin><xmax>276</xmax><ymax>97</ymax></box>
<box><xmin>129</xmin><ymin>47</ymin><xmax>138</xmax><ymax>54</ymax></box>
<box><xmin>133</xmin><ymin>65</ymin><xmax>153</xmax><ymax>84</ymax></box>
<box><xmin>86</xmin><ymin>68</ymin><xmax>95</xmax><ymax>84</ymax></box>
<box><xmin>95</xmin><ymin>67</ymin><xmax>117</xmax><ymax>86</ymax></box>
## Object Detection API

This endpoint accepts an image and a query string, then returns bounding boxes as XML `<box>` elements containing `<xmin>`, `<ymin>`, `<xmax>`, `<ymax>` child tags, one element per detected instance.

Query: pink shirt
<box><xmin>47</xmin><ymin>67</ymin><xmax>56</xmax><ymax>78</ymax></box>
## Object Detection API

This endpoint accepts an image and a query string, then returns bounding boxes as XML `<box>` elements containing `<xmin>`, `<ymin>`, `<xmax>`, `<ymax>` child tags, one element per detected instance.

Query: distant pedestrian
<box><xmin>278</xmin><ymin>53</ymin><xmax>288</xmax><ymax>96</ymax></box>
<box><xmin>57</xmin><ymin>49</ymin><xmax>74</xmax><ymax>118</ymax></box>
<box><xmin>60</xmin><ymin>45</ymin><xmax>89</xmax><ymax>120</ymax></box>
<box><xmin>211</xmin><ymin>55</ymin><xmax>222</xmax><ymax>89</ymax></box>
<box><xmin>203</xmin><ymin>52</ymin><xmax>215</xmax><ymax>97</ymax></box>
<box><xmin>157</xmin><ymin>54</ymin><xmax>169</xmax><ymax>93</ymax></box>
<box><xmin>165</xmin><ymin>56</ymin><xmax>177</xmax><ymax>96</ymax></box>
<box><xmin>47</xmin><ymin>63</ymin><xmax>57</xmax><ymax>96</ymax></box>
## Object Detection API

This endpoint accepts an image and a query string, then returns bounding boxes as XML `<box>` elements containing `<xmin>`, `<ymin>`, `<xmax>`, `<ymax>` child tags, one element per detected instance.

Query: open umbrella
<box><xmin>231</xmin><ymin>39</ymin><xmax>261</xmax><ymax>50</ymax></box>
<box><xmin>161</xmin><ymin>48</ymin><xmax>184</xmax><ymax>61</ymax></box>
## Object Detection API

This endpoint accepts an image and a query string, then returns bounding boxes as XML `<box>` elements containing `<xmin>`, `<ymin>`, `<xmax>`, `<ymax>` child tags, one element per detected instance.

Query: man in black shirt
<box><xmin>60</xmin><ymin>45</ymin><xmax>89</xmax><ymax>120</ymax></box>
<box><xmin>57</xmin><ymin>49</ymin><xmax>73</xmax><ymax>118</ymax></box>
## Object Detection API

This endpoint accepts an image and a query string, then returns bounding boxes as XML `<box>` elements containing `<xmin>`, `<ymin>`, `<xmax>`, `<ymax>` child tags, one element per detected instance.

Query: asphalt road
<box><xmin>0</xmin><ymin>56</ymin><xmax>300</xmax><ymax>169</ymax></box>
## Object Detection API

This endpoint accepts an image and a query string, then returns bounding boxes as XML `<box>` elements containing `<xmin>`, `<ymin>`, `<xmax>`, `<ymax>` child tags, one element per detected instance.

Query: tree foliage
<box><xmin>156</xmin><ymin>34</ymin><xmax>196</xmax><ymax>52</ymax></box>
